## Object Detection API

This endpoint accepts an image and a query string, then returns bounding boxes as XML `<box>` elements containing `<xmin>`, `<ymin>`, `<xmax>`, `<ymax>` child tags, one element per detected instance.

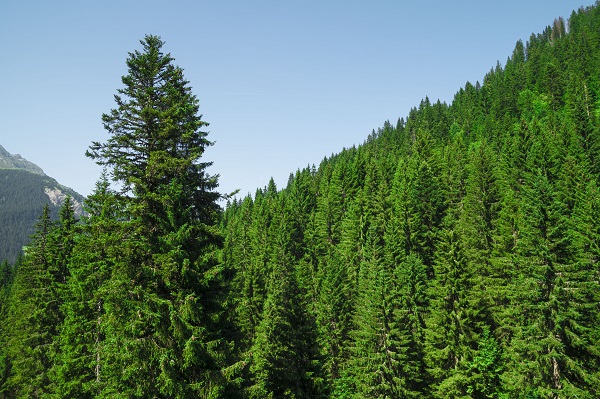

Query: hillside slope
<box><xmin>221</xmin><ymin>4</ymin><xmax>600</xmax><ymax>398</ymax></box>
<box><xmin>0</xmin><ymin>148</ymin><xmax>84</xmax><ymax>262</ymax></box>
<box><xmin>0</xmin><ymin>145</ymin><xmax>45</xmax><ymax>176</ymax></box>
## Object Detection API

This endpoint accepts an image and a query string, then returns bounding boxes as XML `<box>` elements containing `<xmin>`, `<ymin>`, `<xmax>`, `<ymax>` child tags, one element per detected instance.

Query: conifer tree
<box><xmin>248</xmin><ymin>255</ymin><xmax>305</xmax><ymax>399</ymax></box>
<box><xmin>502</xmin><ymin>131</ymin><xmax>579</xmax><ymax>397</ymax></box>
<box><xmin>0</xmin><ymin>260</ymin><xmax>11</xmax><ymax>291</ymax></box>
<box><xmin>314</xmin><ymin>251</ymin><xmax>352</xmax><ymax>390</ymax></box>
<box><xmin>467</xmin><ymin>326</ymin><xmax>503</xmax><ymax>399</ymax></box>
<box><xmin>348</xmin><ymin>226</ymin><xmax>407</xmax><ymax>398</ymax></box>
<box><xmin>388</xmin><ymin>140</ymin><xmax>444</xmax><ymax>272</ymax></box>
<box><xmin>0</xmin><ymin>258</ymin><xmax>14</xmax><ymax>399</ymax></box>
<box><xmin>248</xmin><ymin>195</ymin><xmax>322</xmax><ymax>398</ymax></box>
<box><xmin>215</xmin><ymin>5</ymin><xmax>600</xmax><ymax>395</ymax></box>
<box><xmin>224</xmin><ymin>194</ymin><xmax>257</xmax><ymax>347</ymax></box>
<box><xmin>50</xmin><ymin>177</ymin><xmax>123</xmax><ymax>398</ymax></box>
<box><xmin>459</xmin><ymin>140</ymin><xmax>501</xmax><ymax>275</ymax></box>
<box><xmin>393</xmin><ymin>254</ymin><xmax>430</xmax><ymax>398</ymax></box>
<box><xmin>48</xmin><ymin>196</ymin><xmax>78</xmax><ymax>286</ymax></box>
<box><xmin>239</xmin><ymin>181</ymin><xmax>277</xmax><ymax>342</ymax></box>
<box><xmin>2</xmin><ymin>205</ymin><xmax>58</xmax><ymax>398</ymax></box>
<box><xmin>566</xmin><ymin>178</ymin><xmax>600</xmax><ymax>395</ymax></box>
<box><xmin>425</xmin><ymin>225</ymin><xmax>481</xmax><ymax>399</ymax></box>
<box><xmin>86</xmin><ymin>35</ymin><xmax>227</xmax><ymax>398</ymax></box>
<box><xmin>336</xmin><ymin>190</ymin><xmax>367</xmax><ymax>296</ymax></box>
<box><xmin>345</xmin><ymin>166</ymin><xmax>419</xmax><ymax>398</ymax></box>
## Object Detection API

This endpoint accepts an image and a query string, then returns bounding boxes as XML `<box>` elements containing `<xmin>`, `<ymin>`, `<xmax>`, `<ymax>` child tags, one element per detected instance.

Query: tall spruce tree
<box><xmin>2</xmin><ymin>205</ymin><xmax>60</xmax><ymax>398</ymax></box>
<box><xmin>86</xmin><ymin>35</ymin><xmax>226</xmax><ymax>398</ymax></box>
<box><xmin>425</xmin><ymin>224</ymin><xmax>481</xmax><ymax>399</ymax></box>
<box><xmin>248</xmin><ymin>193</ymin><xmax>322</xmax><ymax>398</ymax></box>
<box><xmin>50</xmin><ymin>177</ymin><xmax>123</xmax><ymax>398</ymax></box>
<box><xmin>348</xmin><ymin>225</ymin><xmax>405</xmax><ymax>398</ymax></box>
<box><xmin>0</xmin><ymin>260</ymin><xmax>11</xmax><ymax>292</ymax></box>
<box><xmin>0</xmin><ymin>258</ymin><xmax>14</xmax><ymax>398</ymax></box>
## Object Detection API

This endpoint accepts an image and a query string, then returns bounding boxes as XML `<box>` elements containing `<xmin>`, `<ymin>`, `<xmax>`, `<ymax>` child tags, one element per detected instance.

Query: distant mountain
<box><xmin>0</xmin><ymin>145</ymin><xmax>46</xmax><ymax>175</ymax></box>
<box><xmin>0</xmin><ymin>145</ymin><xmax>84</xmax><ymax>263</ymax></box>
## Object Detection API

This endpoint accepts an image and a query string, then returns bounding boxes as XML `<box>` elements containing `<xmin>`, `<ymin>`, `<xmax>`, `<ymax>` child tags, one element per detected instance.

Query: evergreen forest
<box><xmin>0</xmin><ymin>169</ymin><xmax>84</xmax><ymax>263</ymax></box>
<box><xmin>1</xmin><ymin>3</ymin><xmax>600</xmax><ymax>398</ymax></box>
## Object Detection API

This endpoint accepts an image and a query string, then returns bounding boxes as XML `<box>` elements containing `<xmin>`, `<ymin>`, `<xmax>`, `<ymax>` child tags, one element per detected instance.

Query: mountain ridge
<box><xmin>0</xmin><ymin>145</ymin><xmax>46</xmax><ymax>176</ymax></box>
<box><xmin>0</xmin><ymin>146</ymin><xmax>85</xmax><ymax>262</ymax></box>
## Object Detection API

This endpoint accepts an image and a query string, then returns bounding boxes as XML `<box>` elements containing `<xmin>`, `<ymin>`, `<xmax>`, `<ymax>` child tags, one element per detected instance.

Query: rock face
<box><xmin>0</xmin><ymin>145</ymin><xmax>45</xmax><ymax>176</ymax></box>
<box><xmin>44</xmin><ymin>187</ymin><xmax>84</xmax><ymax>215</ymax></box>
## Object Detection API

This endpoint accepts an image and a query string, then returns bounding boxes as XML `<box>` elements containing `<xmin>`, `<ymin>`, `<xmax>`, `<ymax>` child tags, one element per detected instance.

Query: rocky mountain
<box><xmin>0</xmin><ymin>145</ymin><xmax>45</xmax><ymax>176</ymax></box>
<box><xmin>0</xmin><ymin>145</ymin><xmax>84</xmax><ymax>263</ymax></box>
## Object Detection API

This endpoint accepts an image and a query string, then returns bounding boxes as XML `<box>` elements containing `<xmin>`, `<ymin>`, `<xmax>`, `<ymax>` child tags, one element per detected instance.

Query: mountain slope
<box><xmin>221</xmin><ymin>4</ymin><xmax>600</xmax><ymax>397</ymax></box>
<box><xmin>0</xmin><ymin>147</ymin><xmax>84</xmax><ymax>263</ymax></box>
<box><xmin>0</xmin><ymin>145</ymin><xmax>45</xmax><ymax>176</ymax></box>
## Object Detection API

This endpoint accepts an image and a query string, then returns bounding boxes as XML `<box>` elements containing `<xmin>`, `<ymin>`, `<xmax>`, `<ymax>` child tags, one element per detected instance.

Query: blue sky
<box><xmin>0</xmin><ymin>0</ymin><xmax>587</xmax><ymax>199</ymax></box>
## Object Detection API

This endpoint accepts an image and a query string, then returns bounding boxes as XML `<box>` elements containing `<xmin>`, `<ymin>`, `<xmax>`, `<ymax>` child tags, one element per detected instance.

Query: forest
<box><xmin>1</xmin><ymin>3</ymin><xmax>600</xmax><ymax>399</ymax></box>
<box><xmin>0</xmin><ymin>169</ymin><xmax>84</xmax><ymax>263</ymax></box>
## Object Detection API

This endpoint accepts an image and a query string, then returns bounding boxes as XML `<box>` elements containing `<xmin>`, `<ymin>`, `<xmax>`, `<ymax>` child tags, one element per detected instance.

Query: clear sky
<box><xmin>0</xmin><ymin>0</ymin><xmax>588</xmax><ymax>199</ymax></box>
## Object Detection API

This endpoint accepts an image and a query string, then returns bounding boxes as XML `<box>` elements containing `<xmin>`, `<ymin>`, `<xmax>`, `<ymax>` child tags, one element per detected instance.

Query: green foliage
<box><xmin>84</xmin><ymin>35</ymin><xmax>228</xmax><ymax>398</ymax></box>
<box><xmin>3</xmin><ymin>3</ymin><xmax>600</xmax><ymax>397</ymax></box>
<box><xmin>0</xmin><ymin>169</ymin><xmax>84</xmax><ymax>263</ymax></box>
<box><xmin>315</xmin><ymin>252</ymin><xmax>352</xmax><ymax>385</ymax></box>
<box><xmin>220</xmin><ymin>4</ymin><xmax>600</xmax><ymax>397</ymax></box>
<box><xmin>467</xmin><ymin>327</ymin><xmax>503</xmax><ymax>399</ymax></box>
<box><xmin>1</xmin><ymin>203</ymin><xmax>76</xmax><ymax>398</ymax></box>
<box><xmin>49</xmin><ymin>177</ymin><xmax>123</xmax><ymax>398</ymax></box>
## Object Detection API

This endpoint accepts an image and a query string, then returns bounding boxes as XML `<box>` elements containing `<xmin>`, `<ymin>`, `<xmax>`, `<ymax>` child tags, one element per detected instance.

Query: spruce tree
<box><xmin>425</xmin><ymin>225</ymin><xmax>481</xmax><ymax>399</ymax></box>
<box><xmin>0</xmin><ymin>260</ymin><xmax>11</xmax><ymax>291</ymax></box>
<box><xmin>86</xmin><ymin>35</ymin><xmax>226</xmax><ymax>398</ymax></box>
<box><xmin>345</xmin><ymin>165</ymin><xmax>417</xmax><ymax>398</ymax></box>
<box><xmin>50</xmin><ymin>177</ymin><xmax>123</xmax><ymax>398</ymax></box>
<box><xmin>314</xmin><ymin>251</ymin><xmax>352</xmax><ymax>391</ymax></box>
<box><xmin>248</xmin><ymin>194</ymin><xmax>322</xmax><ymax>398</ymax></box>
<box><xmin>393</xmin><ymin>254</ymin><xmax>430</xmax><ymax>397</ymax></box>
<box><xmin>348</xmin><ymin>226</ymin><xmax>406</xmax><ymax>398</ymax></box>
<box><xmin>224</xmin><ymin>194</ymin><xmax>257</xmax><ymax>347</ymax></box>
<box><xmin>2</xmin><ymin>205</ymin><xmax>58</xmax><ymax>398</ymax></box>
<box><xmin>215</xmin><ymin>4</ymin><xmax>600</xmax><ymax>395</ymax></box>
<box><xmin>0</xmin><ymin>258</ymin><xmax>13</xmax><ymax>399</ymax></box>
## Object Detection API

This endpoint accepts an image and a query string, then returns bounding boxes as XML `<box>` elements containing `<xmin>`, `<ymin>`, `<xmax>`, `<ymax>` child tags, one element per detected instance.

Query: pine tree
<box><xmin>314</xmin><ymin>251</ymin><xmax>352</xmax><ymax>391</ymax></box>
<box><xmin>393</xmin><ymin>254</ymin><xmax>430</xmax><ymax>397</ymax></box>
<box><xmin>0</xmin><ymin>258</ymin><xmax>14</xmax><ymax>399</ymax></box>
<box><xmin>425</xmin><ymin>225</ymin><xmax>481</xmax><ymax>399</ymax></box>
<box><xmin>348</xmin><ymin>226</ymin><xmax>407</xmax><ymax>398</ymax></box>
<box><xmin>85</xmin><ymin>35</ymin><xmax>227</xmax><ymax>398</ymax></box>
<box><xmin>50</xmin><ymin>177</ymin><xmax>123</xmax><ymax>398</ymax></box>
<box><xmin>2</xmin><ymin>205</ymin><xmax>58</xmax><ymax>398</ymax></box>
<box><xmin>248</xmin><ymin>194</ymin><xmax>322</xmax><ymax>398</ymax></box>
<box><xmin>0</xmin><ymin>260</ymin><xmax>11</xmax><ymax>291</ymax></box>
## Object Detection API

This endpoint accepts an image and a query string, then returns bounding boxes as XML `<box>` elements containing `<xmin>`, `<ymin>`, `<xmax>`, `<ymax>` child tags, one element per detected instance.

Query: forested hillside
<box><xmin>1</xmin><ymin>3</ymin><xmax>600</xmax><ymax>399</ymax></box>
<box><xmin>221</xmin><ymin>4</ymin><xmax>600</xmax><ymax>398</ymax></box>
<box><xmin>0</xmin><ymin>145</ymin><xmax>45</xmax><ymax>175</ymax></box>
<box><xmin>0</xmin><ymin>169</ymin><xmax>84</xmax><ymax>263</ymax></box>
